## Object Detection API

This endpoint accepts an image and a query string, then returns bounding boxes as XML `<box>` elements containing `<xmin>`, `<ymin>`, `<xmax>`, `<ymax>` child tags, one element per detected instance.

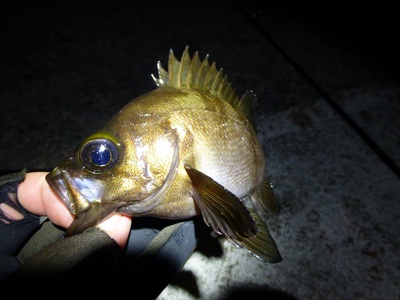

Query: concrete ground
<box><xmin>1</xmin><ymin>1</ymin><xmax>399</xmax><ymax>299</ymax></box>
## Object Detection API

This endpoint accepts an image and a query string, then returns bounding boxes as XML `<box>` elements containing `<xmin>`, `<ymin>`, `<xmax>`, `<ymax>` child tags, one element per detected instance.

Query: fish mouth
<box><xmin>46</xmin><ymin>168</ymin><xmax>76</xmax><ymax>214</ymax></box>
<box><xmin>46</xmin><ymin>167</ymin><xmax>103</xmax><ymax>216</ymax></box>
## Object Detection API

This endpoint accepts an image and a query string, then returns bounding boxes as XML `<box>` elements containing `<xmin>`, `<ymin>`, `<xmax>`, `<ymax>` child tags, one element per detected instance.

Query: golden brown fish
<box><xmin>46</xmin><ymin>46</ymin><xmax>282</xmax><ymax>263</ymax></box>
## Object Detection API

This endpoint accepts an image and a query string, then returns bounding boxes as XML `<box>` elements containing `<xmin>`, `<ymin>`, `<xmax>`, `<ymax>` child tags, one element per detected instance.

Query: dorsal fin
<box><xmin>151</xmin><ymin>46</ymin><xmax>257</xmax><ymax>129</ymax></box>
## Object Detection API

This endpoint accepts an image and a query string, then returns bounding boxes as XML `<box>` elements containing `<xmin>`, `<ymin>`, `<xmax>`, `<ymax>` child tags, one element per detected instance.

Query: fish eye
<box><xmin>80</xmin><ymin>138</ymin><xmax>119</xmax><ymax>173</ymax></box>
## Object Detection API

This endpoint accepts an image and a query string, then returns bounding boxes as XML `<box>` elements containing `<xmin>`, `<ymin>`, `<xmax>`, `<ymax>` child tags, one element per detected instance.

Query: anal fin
<box><xmin>252</xmin><ymin>179</ymin><xmax>281</xmax><ymax>216</ymax></box>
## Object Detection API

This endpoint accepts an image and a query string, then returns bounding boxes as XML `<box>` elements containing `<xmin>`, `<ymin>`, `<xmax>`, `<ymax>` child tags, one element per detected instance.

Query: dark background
<box><xmin>1</xmin><ymin>1</ymin><xmax>399</xmax><ymax>299</ymax></box>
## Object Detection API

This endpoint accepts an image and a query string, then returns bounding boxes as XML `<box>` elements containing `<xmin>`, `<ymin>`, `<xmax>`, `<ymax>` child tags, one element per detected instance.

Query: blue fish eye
<box><xmin>80</xmin><ymin>138</ymin><xmax>119</xmax><ymax>173</ymax></box>
<box><xmin>91</xmin><ymin>145</ymin><xmax>111</xmax><ymax>166</ymax></box>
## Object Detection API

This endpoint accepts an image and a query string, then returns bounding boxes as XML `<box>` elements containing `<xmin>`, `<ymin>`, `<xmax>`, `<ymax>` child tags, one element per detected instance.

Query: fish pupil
<box><xmin>91</xmin><ymin>145</ymin><xmax>111</xmax><ymax>166</ymax></box>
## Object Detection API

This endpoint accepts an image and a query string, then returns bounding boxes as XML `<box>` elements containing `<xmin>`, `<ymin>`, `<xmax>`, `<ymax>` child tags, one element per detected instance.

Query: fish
<box><xmin>46</xmin><ymin>46</ymin><xmax>282</xmax><ymax>263</ymax></box>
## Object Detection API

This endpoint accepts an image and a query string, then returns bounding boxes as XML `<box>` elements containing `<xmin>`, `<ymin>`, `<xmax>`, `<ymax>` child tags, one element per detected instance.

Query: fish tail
<box><xmin>251</xmin><ymin>179</ymin><xmax>281</xmax><ymax>216</ymax></box>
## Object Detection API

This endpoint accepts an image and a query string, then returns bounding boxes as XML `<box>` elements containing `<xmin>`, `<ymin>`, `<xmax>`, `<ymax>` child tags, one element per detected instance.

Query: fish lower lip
<box><xmin>46</xmin><ymin>168</ymin><xmax>75</xmax><ymax>214</ymax></box>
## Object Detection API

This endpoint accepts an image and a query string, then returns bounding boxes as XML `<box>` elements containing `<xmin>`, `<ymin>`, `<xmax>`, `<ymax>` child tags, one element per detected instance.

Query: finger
<box><xmin>18</xmin><ymin>172</ymin><xmax>74</xmax><ymax>228</ymax></box>
<box><xmin>96</xmin><ymin>212</ymin><xmax>132</xmax><ymax>248</ymax></box>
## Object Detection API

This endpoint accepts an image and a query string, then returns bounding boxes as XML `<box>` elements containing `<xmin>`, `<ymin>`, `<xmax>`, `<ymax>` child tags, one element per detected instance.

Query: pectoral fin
<box><xmin>184</xmin><ymin>164</ymin><xmax>282</xmax><ymax>263</ymax></box>
<box><xmin>184</xmin><ymin>164</ymin><xmax>257</xmax><ymax>240</ymax></box>
<box><xmin>229</xmin><ymin>207</ymin><xmax>282</xmax><ymax>263</ymax></box>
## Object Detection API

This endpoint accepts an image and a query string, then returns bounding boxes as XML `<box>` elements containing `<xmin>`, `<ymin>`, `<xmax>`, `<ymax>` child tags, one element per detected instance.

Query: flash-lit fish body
<box><xmin>46</xmin><ymin>46</ymin><xmax>282</xmax><ymax>263</ymax></box>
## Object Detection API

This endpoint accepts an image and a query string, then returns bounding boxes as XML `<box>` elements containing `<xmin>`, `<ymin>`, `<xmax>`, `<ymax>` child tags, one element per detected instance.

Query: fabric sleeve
<box><xmin>1</xmin><ymin>226</ymin><xmax>125</xmax><ymax>293</ymax></box>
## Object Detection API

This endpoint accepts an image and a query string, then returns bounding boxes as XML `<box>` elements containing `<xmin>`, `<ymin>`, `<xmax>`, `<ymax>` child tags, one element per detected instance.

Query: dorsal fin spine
<box><xmin>205</xmin><ymin>62</ymin><xmax>217</xmax><ymax>91</ymax></box>
<box><xmin>212</xmin><ymin>69</ymin><xmax>224</xmax><ymax>92</ymax></box>
<box><xmin>180</xmin><ymin>47</ymin><xmax>191</xmax><ymax>87</ymax></box>
<box><xmin>152</xmin><ymin>46</ymin><xmax>257</xmax><ymax>129</ymax></box>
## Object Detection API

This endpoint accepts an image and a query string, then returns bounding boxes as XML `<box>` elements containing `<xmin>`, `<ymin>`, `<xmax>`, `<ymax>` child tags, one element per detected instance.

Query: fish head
<box><xmin>46</xmin><ymin>121</ymin><xmax>179</xmax><ymax>236</ymax></box>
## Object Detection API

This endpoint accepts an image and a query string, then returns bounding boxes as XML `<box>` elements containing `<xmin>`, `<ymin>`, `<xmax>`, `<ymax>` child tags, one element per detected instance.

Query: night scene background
<box><xmin>1</xmin><ymin>1</ymin><xmax>399</xmax><ymax>299</ymax></box>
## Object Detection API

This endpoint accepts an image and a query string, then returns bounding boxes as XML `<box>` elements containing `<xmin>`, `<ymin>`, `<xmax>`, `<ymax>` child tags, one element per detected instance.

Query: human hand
<box><xmin>17</xmin><ymin>172</ymin><xmax>132</xmax><ymax>248</ymax></box>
